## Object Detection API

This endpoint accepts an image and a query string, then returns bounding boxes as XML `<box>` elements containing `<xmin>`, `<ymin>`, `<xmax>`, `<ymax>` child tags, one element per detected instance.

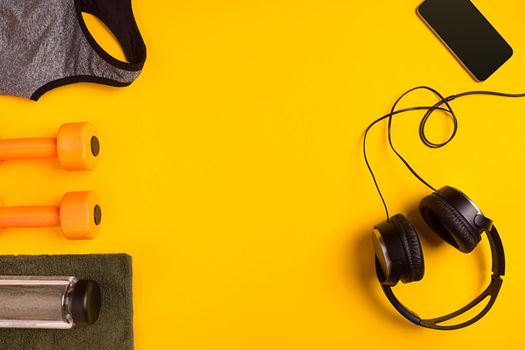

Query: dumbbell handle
<box><xmin>0</xmin><ymin>206</ymin><xmax>59</xmax><ymax>228</ymax></box>
<box><xmin>0</xmin><ymin>138</ymin><xmax>57</xmax><ymax>160</ymax></box>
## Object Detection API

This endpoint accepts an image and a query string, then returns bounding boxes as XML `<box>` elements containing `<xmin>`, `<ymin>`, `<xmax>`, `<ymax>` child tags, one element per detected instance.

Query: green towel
<box><xmin>0</xmin><ymin>254</ymin><xmax>133</xmax><ymax>350</ymax></box>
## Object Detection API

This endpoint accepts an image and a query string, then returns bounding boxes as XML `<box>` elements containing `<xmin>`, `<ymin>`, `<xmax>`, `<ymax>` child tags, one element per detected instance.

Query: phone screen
<box><xmin>418</xmin><ymin>0</ymin><xmax>513</xmax><ymax>81</ymax></box>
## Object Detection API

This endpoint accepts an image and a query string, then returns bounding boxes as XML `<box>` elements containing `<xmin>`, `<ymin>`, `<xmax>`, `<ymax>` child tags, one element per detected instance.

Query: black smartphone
<box><xmin>417</xmin><ymin>0</ymin><xmax>513</xmax><ymax>81</ymax></box>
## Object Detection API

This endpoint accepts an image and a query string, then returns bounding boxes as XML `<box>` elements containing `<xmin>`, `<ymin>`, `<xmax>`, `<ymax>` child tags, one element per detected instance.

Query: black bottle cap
<box><xmin>71</xmin><ymin>279</ymin><xmax>102</xmax><ymax>326</ymax></box>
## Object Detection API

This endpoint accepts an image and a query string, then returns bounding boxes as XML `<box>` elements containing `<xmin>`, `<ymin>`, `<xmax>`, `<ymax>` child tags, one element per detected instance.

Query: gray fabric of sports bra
<box><xmin>0</xmin><ymin>0</ymin><xmax>146</xmax><ymax>101</ymax></box>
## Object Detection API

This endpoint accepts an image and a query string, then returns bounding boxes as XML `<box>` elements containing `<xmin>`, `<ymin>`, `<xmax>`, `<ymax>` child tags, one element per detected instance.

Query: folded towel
<box><xmin>0</xmin><ymin>254</ymin><xmax>133</xmax><ymax>350</ymax></box>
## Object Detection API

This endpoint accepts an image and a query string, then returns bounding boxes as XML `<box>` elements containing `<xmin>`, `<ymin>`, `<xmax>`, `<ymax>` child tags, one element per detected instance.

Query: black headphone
<box><xmin>362</xmin><ymin>86</ymin><xmax>515</xmax><ymax>330</ymax></box>
<box><xmin>372</xmin><ymin>186</ymin><xmax>505</xmax><ymax>330</ymax></box>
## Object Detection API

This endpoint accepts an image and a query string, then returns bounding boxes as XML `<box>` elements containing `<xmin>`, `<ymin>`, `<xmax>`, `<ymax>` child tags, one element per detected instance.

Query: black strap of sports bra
<box><xmin>376</xmin><ymin>226</ymin><xmax>505</xmax><ymax>330</ymax></box>
<box><xmin>76</xmin><ymin>0</ymin><xmax>147</xmax><ymax>70</ymax></box>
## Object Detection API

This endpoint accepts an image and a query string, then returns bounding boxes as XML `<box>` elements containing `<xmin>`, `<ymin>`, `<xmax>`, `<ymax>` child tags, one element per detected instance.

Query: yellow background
<box><xmin>2</xmin><ymin>0</ymin><xmax>525</xmax><ymax>348</ymax></box>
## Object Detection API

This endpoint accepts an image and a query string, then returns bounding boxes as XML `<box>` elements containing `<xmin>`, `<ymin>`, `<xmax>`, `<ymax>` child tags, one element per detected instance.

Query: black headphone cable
<box><xmin>363</xmin><ymin>86</ymin><xmax>525</xmax><ymax>221</ymax></box>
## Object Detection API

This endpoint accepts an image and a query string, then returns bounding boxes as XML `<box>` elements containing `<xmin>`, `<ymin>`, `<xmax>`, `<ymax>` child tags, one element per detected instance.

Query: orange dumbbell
<box><xmin>0</xmin><ymin>192</ymin><xmax>101</xmax><ymax>240</ymax></box>
<box><xmin>0</xmin><ymin>122</ymin><xmax>100</xmax><ymax>170</ymax></box>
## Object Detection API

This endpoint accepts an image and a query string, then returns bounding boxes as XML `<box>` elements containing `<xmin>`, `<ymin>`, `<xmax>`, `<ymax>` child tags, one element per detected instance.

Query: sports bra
<box><xmin>0</xmin><ymin>0</ymin><xmax>146</xmax><ymax>101</ymax></box>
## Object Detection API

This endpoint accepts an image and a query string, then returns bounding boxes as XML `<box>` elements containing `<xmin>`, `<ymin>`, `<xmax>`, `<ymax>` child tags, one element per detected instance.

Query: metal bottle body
<box><xmin>0</xmin><ymin>276</ymin><xmax>99</xmax><ymax>329</ymax></box>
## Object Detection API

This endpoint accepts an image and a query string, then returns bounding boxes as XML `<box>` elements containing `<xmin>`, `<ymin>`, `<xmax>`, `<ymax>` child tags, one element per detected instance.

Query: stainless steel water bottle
<box><xmin>0</xmin><ymin>276</ymin><xmax>101</xmax><ymax>329</ymax></box>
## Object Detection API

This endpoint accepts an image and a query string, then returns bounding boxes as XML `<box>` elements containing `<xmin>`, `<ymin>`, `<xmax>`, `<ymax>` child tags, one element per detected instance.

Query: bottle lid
<box><xmin>71</xmin><ymin>279</ymin><xmax>102</xmax><ymax>326</ymax></box>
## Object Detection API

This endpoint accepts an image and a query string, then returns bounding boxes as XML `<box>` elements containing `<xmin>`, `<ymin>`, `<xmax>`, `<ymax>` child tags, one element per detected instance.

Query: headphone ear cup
<box><xmin>419</xmin><ymin>193</ymin><xmax>480</xmax><ymax>253</ymax></box>
<box><xmin>390</xmin><ymin>214</ymin><xmax>424</xmax><ymax>283</ymax></box>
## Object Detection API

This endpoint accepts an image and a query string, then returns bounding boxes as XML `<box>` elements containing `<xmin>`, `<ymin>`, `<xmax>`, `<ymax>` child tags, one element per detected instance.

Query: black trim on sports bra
<box><xmin>74</xmin><ymin>0</ymin><xmax>147</xmax><ymax>72</ymax></box>
<box><xmin>30</xmin><ymin>76</ymin><xmax>131</xmax><ymax>101</ymax></box>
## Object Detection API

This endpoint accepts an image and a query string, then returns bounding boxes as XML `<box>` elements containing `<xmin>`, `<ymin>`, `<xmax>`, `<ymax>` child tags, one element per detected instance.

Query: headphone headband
<box><xmin>376</xmin><ymin>226</ymin><xmax>505</xmax><ymax>330</ymax></box>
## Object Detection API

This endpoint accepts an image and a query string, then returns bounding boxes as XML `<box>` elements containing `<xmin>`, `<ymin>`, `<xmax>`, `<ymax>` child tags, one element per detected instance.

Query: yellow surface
<box><xmin>2</xmin><ymin>0</ymin><xmax>525</xmax><ymax>348</ymax></box>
